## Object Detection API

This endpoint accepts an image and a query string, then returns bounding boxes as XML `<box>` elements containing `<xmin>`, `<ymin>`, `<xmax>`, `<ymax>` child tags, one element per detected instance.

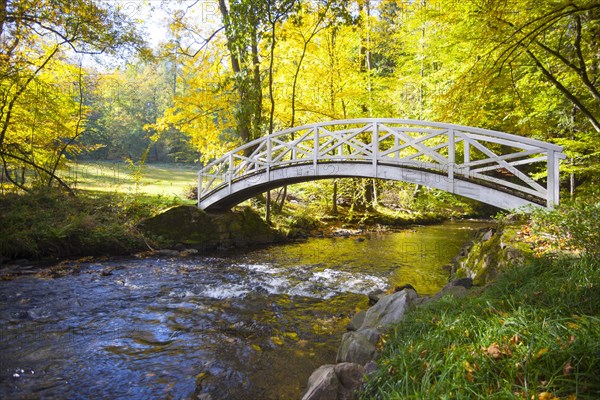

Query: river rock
<box><xmin>448</xmin><ymin>277</ymin><xmax>473</xmax><ymax>289</ymax></box>
<box><xmin>336</xmin><ymin>329</ymin><xmax>379</xmax><ymax>365</ymax></box>
<box><xmin>138</xmin><ymin>205</ymin><xmax>276</xmax><ymax>250</ymax></box>
<box><xmin>359</xmin><ymin>289</ymin><xmax>417</xmax><ymax>331</ymax></box>
<box><xmin>481</xmin><ymin>229</ymin><xmax>494</xmax><ymax>241</ymax></box>
<box><xmin>363</xmin><ymin>360</ymin><xmax>378</xmax><ymax>376</ymax></box>
<box><xmin>434</xmin><ymin>285</ymin><xmax>468</xmax><ymax>300</ymax></box>
<box><xmin>302</xmin><ymin>363</ymin><xmax>364</xmax><ymax>400</ymax></box>
<box><xmin>180</xmin><ymin>248</ymin><xmax>199</xmax><ymax>257</ymax></box>
<box><xmin>154</xmin><ymin>249</ymin><xmax>180</xmax><ymax>257</ymax></box>
<box><xmin>420</xmin><ymin>280</ymin><xmax>471</xmax><ymax>306</ymax></box>
<box><xmin>347</xmin><ymin>310</ymin><xmax>366</xmax><ymax>331</ymax></box>
<box><xmin>394</xmin><ymin>283</ymin><xmax>417</xmax><ymax>293</ymax></box>
<box><xmin>367</xmin><ymin>289</ymin><xmax>385</xmax><ymax>305</ymax></box>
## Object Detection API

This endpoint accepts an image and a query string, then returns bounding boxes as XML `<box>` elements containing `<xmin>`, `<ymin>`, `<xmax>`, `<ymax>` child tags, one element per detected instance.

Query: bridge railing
<box><xmin>199</xmin><ymin>119</ymin><xmax>564</xmax><ymax>208</ymax></box>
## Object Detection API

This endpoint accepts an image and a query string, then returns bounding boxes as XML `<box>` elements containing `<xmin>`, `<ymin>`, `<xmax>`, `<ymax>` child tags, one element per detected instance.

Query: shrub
<box><xmin>531</xmin><ymin>198</ymin><xmax>600</xmax><ymax>257</ymax></box>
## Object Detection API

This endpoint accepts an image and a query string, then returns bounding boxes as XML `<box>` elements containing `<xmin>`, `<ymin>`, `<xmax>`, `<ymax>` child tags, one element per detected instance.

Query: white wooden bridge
<box><xmin>198</xmin><ymin>119</ymin><xmax>564</xmax><ymax>211</ymax></box>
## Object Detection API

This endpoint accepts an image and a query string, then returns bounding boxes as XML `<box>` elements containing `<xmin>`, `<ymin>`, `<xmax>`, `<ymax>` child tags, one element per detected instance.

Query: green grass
<box><xmin>362</xmin><ymin>256</ymin><xmax>600</xmax><ymax>400</ymax></box>
<box><xmin>0</xmin><ymin>190</ymin><xmax>185</xmax><ymax>260</ymax></box>
<box><xmin>60</xmin><ymin>161</ymin><xmax>199</xmax><ymax>197</ymax></box>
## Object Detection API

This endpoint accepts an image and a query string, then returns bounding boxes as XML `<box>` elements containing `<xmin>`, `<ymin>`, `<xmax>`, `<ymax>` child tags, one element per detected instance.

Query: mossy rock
<box><xmin>138</xmin><ymin>205</ymin><xmax>218</xmax><ymax>245</ymax></box>
<box><xmin>453</xmin><ymin>221</ymin><xmax>534</xmax><ymax>285</ymax></box>
<box><xmin>208</xmin><ymin>207</ymin><xmax>275</xmax><ymax>244</ymax></box>
<box><xmin>138</xmin><ymin>205</ymin><xmax>276</xmax><ymax>248</ymax></box>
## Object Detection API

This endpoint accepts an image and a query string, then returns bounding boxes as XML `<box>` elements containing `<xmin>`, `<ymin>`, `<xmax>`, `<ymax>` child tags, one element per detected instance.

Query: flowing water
<box><xmin>0</xmin><ymin>220</ymin><xmax>487</xmax><ymax>399</ymax></box>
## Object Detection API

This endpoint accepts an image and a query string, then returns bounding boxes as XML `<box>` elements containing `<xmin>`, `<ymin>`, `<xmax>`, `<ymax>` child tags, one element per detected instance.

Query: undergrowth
<box><xmin>0</xmin><ymin>190</ymin><xmax>184</xmax><ymax>260</ymax></box>
<box><xmin>362</xmin><ymin>255</ymin><xmax>600</xmax><ymax>399</ymax></box>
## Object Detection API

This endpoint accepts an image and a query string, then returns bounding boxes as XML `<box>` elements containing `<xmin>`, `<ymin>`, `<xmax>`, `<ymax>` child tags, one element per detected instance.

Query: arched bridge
<box><xmin>198</xmin><ymin>119</ymin><xmax>565</xmax><ymax>211</ymax></box>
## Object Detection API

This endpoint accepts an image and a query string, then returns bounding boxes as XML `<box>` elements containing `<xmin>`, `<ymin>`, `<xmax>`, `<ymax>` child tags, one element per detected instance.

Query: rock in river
<box><xmin>302</xmin><ymin>363</ymin><xmax>364</xmax><ymax>400</ymax></box>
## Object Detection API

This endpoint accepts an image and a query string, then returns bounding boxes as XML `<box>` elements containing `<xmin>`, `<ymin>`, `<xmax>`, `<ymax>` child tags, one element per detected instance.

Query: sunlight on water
<box><xmin>0</xmin><ymin>220</ymin><xmax>487</xmax><ymax>399</ymax></box>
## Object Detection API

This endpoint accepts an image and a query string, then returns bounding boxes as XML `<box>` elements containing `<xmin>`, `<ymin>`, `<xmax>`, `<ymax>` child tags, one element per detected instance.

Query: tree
<box><xmin>0</xmin><ymin>0</ymin><xmax>144</xmax><ymax>191</ymax></box>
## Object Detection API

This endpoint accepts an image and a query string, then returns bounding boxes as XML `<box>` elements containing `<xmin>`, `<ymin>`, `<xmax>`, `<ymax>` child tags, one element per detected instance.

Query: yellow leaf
<box><xmin>509</xmin><ymin>333</ymin><xmax>522</xmax><ymax>346</ymax></box>
<box><xmin>271</xmin><ymin>336</ymin><xmax>284</xmax><ymax>346</ymax></box>
<box><xmin>195</xmin><ymin>372</ymin><xmax>209</xmax><ymax>381</ymax></box>
<box><xmin>463</xmin><ymin>361</ymin><xmax>475</xmax><ymax>373</ymax></box>
<box><xmin>283</xmin><ymin>332</ymin><xmax>299</xmax><ymax>341</ymax></box>
<box><xmin>465</xmin><ymin>371</ymin><xmax>474</xmax><ymax>382</ymax></box>
<box><xmin>535</xmin><ymin>348</ymin><xmax>549</xmax><ymax>359</ymax></box>
<box><xmin>537</xmin><ymin>392</ymin><xmax>559</xmax><ymax>400</ymax></box>
<box><xmin>251</xmin><ymin>344</ymin><xmax>262</xmax><ymax>352</ymax></box>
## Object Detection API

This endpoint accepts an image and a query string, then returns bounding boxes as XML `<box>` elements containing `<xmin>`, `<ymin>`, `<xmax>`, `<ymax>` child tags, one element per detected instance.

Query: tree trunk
<box><xmin>363</xmin><ymin>179</ymin><xmax>374</xmax><ymax>211</ymax></box>
<box><xmin>266</xmin><ymin>190</ymin><xmax>271</xmax><ymax>225</ymax></box>
<box><xmin>332</xmin><ymin>179</ymin><xmax>338</xmax><ymax>215</ymax></box>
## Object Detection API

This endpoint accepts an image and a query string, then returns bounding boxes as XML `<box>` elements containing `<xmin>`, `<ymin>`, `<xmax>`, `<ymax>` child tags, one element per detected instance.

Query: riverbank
<box><xmin>0</xmin><ymin>189</ymin><xmax>487</xmax><ymax>267</ymax></box>
<box><xmin>300</xmin><ymin>210</ymin><xmax>600</xmax><ymax>400</ymax></box>
<box><xmin>362</xmin><ymin>256</ymin><xmax>599</xmax><ymax>399</ymax></box>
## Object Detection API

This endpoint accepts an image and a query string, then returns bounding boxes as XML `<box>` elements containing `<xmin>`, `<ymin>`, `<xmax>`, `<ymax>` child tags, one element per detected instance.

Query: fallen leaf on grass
<box><xmin>486</xmin><ymin>343</ymin><xmax>503</xmax><ymax>359</ymax></box>
<box><xmin>463</xmin><ymin>361</ymin><xmax>476</xmax><ymax>382</ymax></box>
<box><xmin>270</xmin><ymin>336</ymin><xmax>283</xmax><ymax>346</ymax></box>
<box><xmin>465</xmin><ymin>371</ymin><xmax>474</xmax><ymax>382</ymax></box>
<box><xmin>535</xmin><ymin>348</ymin><xmax>549</xmax><ymax>359</ymax></box>
<box><xmin>537</xmin><ymin>392</ymin><xmax>559</xmax><ymax>400</ymax></box>
<box><xmin>463</xmin><ymin>361</ymin><xmax>475</xmax><ymax>373</ymax></box>
<box><xmin>563</xmin><ymin>361</ymin><xmax>574</xmax><ymax>375</ymax></box>
<box><xmin>510</xmin><ymin>333</ymin><xmax>522</xmax><ymax>346</ymax></box>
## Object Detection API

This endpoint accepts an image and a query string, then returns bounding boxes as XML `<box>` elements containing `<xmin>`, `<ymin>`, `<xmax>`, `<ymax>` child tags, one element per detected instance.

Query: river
<box><xmin>0</xmin><ymin>220</ymin><xmax>487</xmax><ymax>399</ymax></box>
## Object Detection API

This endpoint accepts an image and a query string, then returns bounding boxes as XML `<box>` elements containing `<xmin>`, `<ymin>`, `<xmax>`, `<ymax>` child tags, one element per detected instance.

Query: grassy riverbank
<box><xmin>362</xmin><ymin>201</ymin><xmax>600</xmax><ymax>400</ymax></box>
<box><xmin>1</xmin><ymin>162</ymin><xmax>489</xmax><ymax>262</ymax></box>
<box><xmin>0</xmin><ymin>187</ymin><xmax>474</xmax><ymax>263</ymax></box>
<box><xmin>0</xmin><ymin>190</ymin><xmax>186</xmax><ymax>262</ymax></box>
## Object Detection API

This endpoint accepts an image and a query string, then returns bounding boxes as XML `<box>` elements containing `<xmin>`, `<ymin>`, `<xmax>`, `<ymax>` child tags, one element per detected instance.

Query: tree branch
<box><xmin>0</xmin><ymin>45</ymin><xmax>59</xmax><ymax>147</ymax></box>
<box><xmin>0</xmin><ymin>150</ymin><xmax>75</xmax><ymax>195</ymax></box>
<box><xmin>526</xmin><ymin>49</ymin><xmax>600</xmax><ymax>133</ymax></box>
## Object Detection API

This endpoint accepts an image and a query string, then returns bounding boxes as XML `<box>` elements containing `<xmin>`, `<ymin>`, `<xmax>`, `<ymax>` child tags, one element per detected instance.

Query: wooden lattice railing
<box><xmin>199</xmin><ymin>119</ymin><xmax>564</xmax><ymax>209</ymax></box>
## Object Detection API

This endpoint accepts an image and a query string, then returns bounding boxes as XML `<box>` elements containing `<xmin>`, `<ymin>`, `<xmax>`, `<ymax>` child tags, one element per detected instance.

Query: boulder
<box><xmin>336</xmin><ymin>330</ymin><xmax>379</xmax><ymax>365</ymax></box>
<box><xmin>452</xmin><ymin>222</ymin><xmax>533</xmax><ymax>285</ymax></box>
<box><xmin>432</xmin><ymin>285</ymin><xmax>468</xmax><ymax>301</ymax></box>
<box><xmin>153</xmin><ymin>249</ymin><xmax>180</xmax><ymax>257</ymax></box>
<box><xmin>359</xmin><ymin>289</ymin><xmax>417</xmax><ymax>331</ymax></box>
<box><xmin>138</xmin><ymin>205</ymin><xmax>276</xmax><ymax>250</ymax></box>
<box><xmin>481</xmin><ymin>229</ymin><xmax>494</xmax><ymax>241</ymax></box>
<box><xmin>363</xmin><ymin>361</ymin><xmax>378</xmax><ymax>376</ymax></box>
<box><xmin>357</xmin><ymin>328</ymin><xmax>380</xmax><ymax>344</ymax></box>
<box><xmin>138</xmin><ymin>206</ymin><xmax>217</xmax><ymax>245</ymax></box>
<box><xmin>302</xmin><ymin>363</ymin><xmax>364</xmax><ymax>400</ymax></box>
<box><xmin>347</xmin><ymin>310</ymin><xmax>366</xmax><ymax>331</ymax></box>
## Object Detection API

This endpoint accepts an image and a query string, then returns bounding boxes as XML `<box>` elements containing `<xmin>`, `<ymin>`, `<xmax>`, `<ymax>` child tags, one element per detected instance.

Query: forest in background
<box><xmin>1</xmin><ymin>0</ymin><xmax>599</xmax><ymax>203</ymax></box>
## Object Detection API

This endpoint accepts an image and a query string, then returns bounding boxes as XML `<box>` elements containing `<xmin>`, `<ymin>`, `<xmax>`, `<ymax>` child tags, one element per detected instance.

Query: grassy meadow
<box><xmin>61</xmin><ymin>161</ymin><xmax>199</xmax><ymax>198</ymax></box>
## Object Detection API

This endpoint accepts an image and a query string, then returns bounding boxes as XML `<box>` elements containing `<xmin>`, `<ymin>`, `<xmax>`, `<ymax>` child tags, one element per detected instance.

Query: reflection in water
<box><xmin>0</xmin><ymin>220</ymin><xmax>487</xmax><ymax>399</ymax></box>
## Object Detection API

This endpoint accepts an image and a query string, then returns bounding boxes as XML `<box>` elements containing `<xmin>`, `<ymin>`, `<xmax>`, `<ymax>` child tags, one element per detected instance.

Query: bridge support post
<box><xmin>464</xmin><ymin>140</ymin><xmax>470</xmax><ymax>175</ymax></box>
<box><xmin>547</xmin><ymin>150</ymin><xmax>560</xmax><ymax>208</ymax></box>
<box><xmin>448</xmin><ymin>129</ymin><xmax>455</xmax><ymax>192</ymax></box>
<box><xmin>372</xmin><ymin>123</ymin><xmax>379</xmax><ymax>176</ymax></box>
<box><xmin>313</xmin><ymin>127</ymin><xmax>319</xmax><ymax>175</ymax></box>
<box><xmin>228</xmin><ymin>153</ymin><xmax>233</xmax><ymax>194</ymax></box>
